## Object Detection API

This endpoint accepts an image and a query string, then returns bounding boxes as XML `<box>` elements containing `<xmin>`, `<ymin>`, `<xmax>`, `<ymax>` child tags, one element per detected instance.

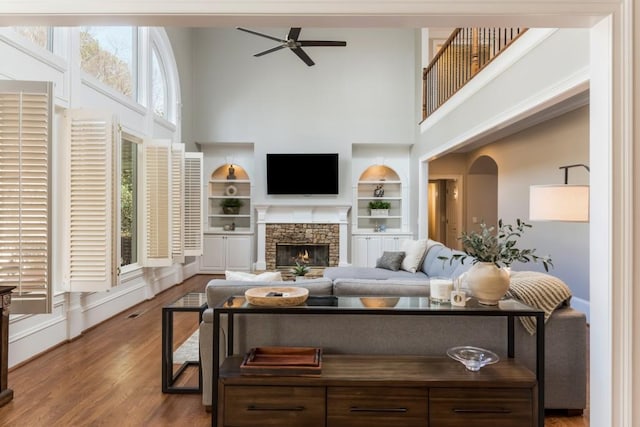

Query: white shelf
<box><xmin>210</xmin><ymin>179</ymin><xmax>251</xmax><ymax>184</ymax></box>
<box><xmin>209</xmin><ymin>195</ymin><xmax>251</xmax><ymax>199</ymax></box>
<box><xmin>357</xmin><ymin>196</ymin><xmax>402</xmax><ymax>200</ymax></box>
<box><xmin>358</xmin><ymin>215</ymin><xmax>402</xmax><ymax>219</ymax></box>
<box><xmin>205</xmin><ymin>228</ymin><xmax>253</xmax><ymax>234</ymax></box>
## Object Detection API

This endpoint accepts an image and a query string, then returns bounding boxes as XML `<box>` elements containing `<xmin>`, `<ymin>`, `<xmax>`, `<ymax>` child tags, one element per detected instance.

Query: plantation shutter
<box><xmin>183</xmin><ymin>152</ymin><xmax>203</xmax><ymax>256</ymax></box>
<box><xmin>62</xmin><ymin>110</ymin><xmax>120</xmax><ymax>292</ymax></box>
<box><xmin>0</xmin><ymin>80</ymin><xmax>52</xmax><ymax>313</ymax></box>
<box><xmin>171</xmin><ymin>143</ymin><xmax>184</xmax><ymax>261</ymax></box>
<box><xmin>142</xmin><ymin>139</ymin><xmax>172</xmax><ymax>267</ymax></box>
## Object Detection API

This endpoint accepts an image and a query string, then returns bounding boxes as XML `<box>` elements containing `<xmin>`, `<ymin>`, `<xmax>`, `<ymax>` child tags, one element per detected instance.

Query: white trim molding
<box><xmin>254</xmin><ymin>205</ymin><xmax>351</xmax><ymax>270</ymax></box>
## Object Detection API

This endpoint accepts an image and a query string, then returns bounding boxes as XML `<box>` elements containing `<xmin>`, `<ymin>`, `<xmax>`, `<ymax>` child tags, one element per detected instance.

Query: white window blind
<box><xmin>183</xmin><ymin>152</ymin><xmax>203</xmax><ymax>256</ymax></box>
<box><xmin>62</xmin><ymin>110</ymin><xmax>120</xmax><ymax>292</ymax></box>
<box><xmin>171</xmin><ymin>143</ymin><xmax>184</xmax><ymax>261</ymax></box>
<box><xmin>0</xmin><ymin>80</ymin><xmax>52</xmax><ymax>314</ymax></box>
<box><xmin>142</xmin><ymin>139</ymin><xmax>172</xmax><ymax>267</ymax></box>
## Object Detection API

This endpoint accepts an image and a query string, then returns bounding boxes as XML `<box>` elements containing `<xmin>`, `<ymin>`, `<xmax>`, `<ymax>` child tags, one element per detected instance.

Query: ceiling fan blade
<box><xmin>298</xmin><ymin>41</ymin><xmax>347</xmax><ymax>47</ymax></box>
<box><xmin>291</xmin><ymin>47</ymin><xmax>315</xmax><ymax>66</ymax></box>
<box><xmin>254</xmin><ymin>45</ymin><xmax>286</xmax><ymax>57</ymax></box>
<box><xmin>287</xmin><ymin>27</ymin><xmax>302</xmax><ymax>41</ymax></box>
<box><xmin>236</xmin><ymin>27</ymin><xmax>287</xmax><ymax>43</ymax></box>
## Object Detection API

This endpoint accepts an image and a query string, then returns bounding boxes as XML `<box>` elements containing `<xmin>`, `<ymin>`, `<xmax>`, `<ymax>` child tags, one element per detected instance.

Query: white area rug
<box><xmin>173</xmin><ymin>330</ymin><xmax>199</xmax><ymax>364</ymax></box>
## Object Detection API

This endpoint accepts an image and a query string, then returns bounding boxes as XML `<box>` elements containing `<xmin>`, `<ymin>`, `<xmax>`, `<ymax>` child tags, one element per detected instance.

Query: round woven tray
<box><xmin>244</xmin><ymin>286</ymin><xmax>309</xmax><ymax>307</ymax></box>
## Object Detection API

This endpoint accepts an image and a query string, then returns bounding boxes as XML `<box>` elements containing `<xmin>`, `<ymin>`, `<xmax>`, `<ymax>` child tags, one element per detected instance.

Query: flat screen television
<box><xmin>266</xmin><ymin>153</ymin><xmax>339</xmax><ymax>195</ymax></box>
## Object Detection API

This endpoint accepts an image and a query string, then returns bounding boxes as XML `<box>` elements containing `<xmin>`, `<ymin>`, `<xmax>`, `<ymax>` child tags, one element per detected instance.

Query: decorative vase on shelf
<box><xmin>466</xmin><ymin>262</ymin><xmax>510</xmax><ymax>305</ymax></box>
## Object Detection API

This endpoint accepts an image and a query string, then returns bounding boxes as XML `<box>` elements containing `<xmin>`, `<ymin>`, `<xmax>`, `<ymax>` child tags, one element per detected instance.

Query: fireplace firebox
<box><xmin>276</xmin><ymin>243</ymin><xmax>330</xmax><ymax>268</ymax></box>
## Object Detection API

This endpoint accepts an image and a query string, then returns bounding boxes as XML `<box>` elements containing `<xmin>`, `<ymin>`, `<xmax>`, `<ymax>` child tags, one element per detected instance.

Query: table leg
<box><xmin>212</xmin><ymin>310</ymin><xmax>220</xmax><ymax>427</ymax></box>
<box><xmin>536</xmin><ymin>312</ymin><xmax>545</xmax><ymax>427</ymax></box>
<box><xmin>228</xmin><ymin>313</ymin><xmax>234</xmax><ymax>357</ymax></box>
<box><xmin>507</xmin><ymin>315</ymin><xmax>515</xmax><ymax>358</ymax></box>
<box><xmin>161</xmin><ymin>308</ymin><xmax>173</xmax><ymax>392</ymax></box>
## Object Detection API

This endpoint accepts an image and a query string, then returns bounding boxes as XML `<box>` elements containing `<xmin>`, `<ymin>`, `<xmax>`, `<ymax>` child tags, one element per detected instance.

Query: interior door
<box><xmin>445</xmin><ymin>180</ymin><xmax>461</xmax><ymax>250</ymax></box>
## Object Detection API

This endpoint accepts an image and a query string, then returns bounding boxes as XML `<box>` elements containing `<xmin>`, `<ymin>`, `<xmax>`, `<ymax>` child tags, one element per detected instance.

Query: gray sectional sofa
<box><xmin>199</xmin><ymin>241</ymin><xmax>587</xmax><ymax>413</ymax></box>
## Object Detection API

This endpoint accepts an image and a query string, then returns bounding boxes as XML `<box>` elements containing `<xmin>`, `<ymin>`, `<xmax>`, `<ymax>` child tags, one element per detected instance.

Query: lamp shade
<box><xmin>529</xmin><ymin>185</ymin><xmax>589</xmax><ymax>222</ymax></box>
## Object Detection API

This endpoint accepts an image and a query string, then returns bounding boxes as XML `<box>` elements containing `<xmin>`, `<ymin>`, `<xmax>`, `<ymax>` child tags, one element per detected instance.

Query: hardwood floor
<box><xmin>0</xmin><ymin>274</ymin><xmax>588</xmax><ymax>426</ymax></box>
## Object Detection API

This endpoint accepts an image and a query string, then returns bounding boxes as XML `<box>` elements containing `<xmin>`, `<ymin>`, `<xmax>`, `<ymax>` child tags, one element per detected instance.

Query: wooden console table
<box><xmin>0</xmin><ymin>286</ymin><xmax>15</xmax><ymax>407</ymax></box>
<box><xmin>217</xmin><ymin>354</ymin><xmax>537</xmax><ymax>427</ymax></box>
<box><xmin>211</xmin><ymin>295</ymin><xmax>545</xmax><ymax>427</ymax></box>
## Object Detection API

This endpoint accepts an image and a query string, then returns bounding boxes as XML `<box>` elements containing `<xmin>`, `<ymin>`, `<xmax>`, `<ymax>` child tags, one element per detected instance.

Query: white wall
<box><xmin>191</xmin><ymin>28</ymin><xmax>417</xmax><ymax>205</ymax></box>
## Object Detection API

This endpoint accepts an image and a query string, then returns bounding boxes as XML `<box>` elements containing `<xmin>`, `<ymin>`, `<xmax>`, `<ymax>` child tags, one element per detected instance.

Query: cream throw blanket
<box><xmin>506</xmin><ymin>271</ymin><xmax>573</xmax><ymax>335</ymax></box>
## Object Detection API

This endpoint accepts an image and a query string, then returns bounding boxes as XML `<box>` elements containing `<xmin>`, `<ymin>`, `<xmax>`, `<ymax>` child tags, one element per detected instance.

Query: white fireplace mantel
<box><xmin>254</xmin><ymin>205</ymin><xmax>351</xmax><ymax>270</ymax></box>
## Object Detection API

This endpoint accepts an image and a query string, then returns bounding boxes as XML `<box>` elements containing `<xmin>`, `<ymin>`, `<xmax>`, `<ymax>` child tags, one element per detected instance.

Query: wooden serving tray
<box><xmin>240</xmin><ymin>347</ymin><xmax>322</xmax><ymax>376</ymax></box>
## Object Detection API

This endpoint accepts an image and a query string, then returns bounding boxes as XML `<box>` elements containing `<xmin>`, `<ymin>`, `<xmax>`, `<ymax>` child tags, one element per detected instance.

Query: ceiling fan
<box><xmin>237</xmin><ymin>27</ymin><xmax>347</xmax><ymax>67</ymax></box>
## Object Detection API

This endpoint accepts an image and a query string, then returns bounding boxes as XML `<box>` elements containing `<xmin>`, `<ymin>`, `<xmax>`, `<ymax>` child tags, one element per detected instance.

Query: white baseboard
<box><xmin>571</xmin><ymin>296</ymin><xmax>590</xmax><ymax>324</ymax></box>
<box><xmin>183</xmin><ymin>260</ymin><xmax>199</xmax><ymax>279</ymax></box>
<box><xmin>8</xmin><ymin>263</ymin><xmax>192</xmax><ymax>368</ymax></box>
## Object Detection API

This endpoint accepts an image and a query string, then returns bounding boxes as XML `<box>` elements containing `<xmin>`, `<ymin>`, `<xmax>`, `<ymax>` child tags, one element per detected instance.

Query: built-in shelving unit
<box><xmin>351</xmin><ymin>154</ymin><xmax>412</xmax><ymax>267</ymax></box>
<box><xmin>199</xmin><ymin>154</ymin><xmax>254</xmax><ymax>273</ymax></box>
<box><xmin>355</xmin><ymin>167</ymin><xmax>403</xmax><ymax>232</ymax></box>
<box><xmin>207</xmin><ymin>164</ymin><xmax>252</xmax><ymax>232</ymax></box>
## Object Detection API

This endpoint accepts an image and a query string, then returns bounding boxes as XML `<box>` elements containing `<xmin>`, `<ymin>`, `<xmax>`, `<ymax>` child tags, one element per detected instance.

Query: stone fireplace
<box><xmin>266</xmin><ymin>224</ymin><xmax>338</xmax><ymax>270</ymax></box>
<box><xmin>255</xmin><ymin>205</ymin><xmax>350</xmax><ymax>271</ymax></box>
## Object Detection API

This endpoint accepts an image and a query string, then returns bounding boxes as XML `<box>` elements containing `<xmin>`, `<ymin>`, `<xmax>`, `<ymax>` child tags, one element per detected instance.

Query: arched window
<box><xmin>149</xmin><ymin>28</ymin><xmax>179</xmax><ymax>125</ymax></box>
<box><xmin>151</xmin><ymin>46</ymin><xmax>168</xmax><ymax>118</ymax></box>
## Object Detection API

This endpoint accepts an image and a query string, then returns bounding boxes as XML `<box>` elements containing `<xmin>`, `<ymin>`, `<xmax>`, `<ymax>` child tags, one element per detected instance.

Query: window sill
<box><xmin>120</xmin><ymin>264</ymin><xmax>144</xmax><ymax>283</ymax></box>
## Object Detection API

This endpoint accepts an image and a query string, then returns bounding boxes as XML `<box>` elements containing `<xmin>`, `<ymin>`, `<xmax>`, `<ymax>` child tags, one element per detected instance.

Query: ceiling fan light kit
<box><xmin>237</xmin><ymin>27</ymin><xmax>347</xmax><ymax>66</ymax></box>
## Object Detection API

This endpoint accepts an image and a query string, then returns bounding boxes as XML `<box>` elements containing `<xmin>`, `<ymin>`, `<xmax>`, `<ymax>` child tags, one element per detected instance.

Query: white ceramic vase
<box><xmin>466</xmin><ymin>262</ymin><xmax>510</xmax><ymax>305</ymax></box>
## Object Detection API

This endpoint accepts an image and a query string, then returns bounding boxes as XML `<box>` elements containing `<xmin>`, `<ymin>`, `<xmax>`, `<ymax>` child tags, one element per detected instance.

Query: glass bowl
<box><xmin>446</xmin><ymin>346</ymin><xmax>500</xmax><ymax>371</ymax></box>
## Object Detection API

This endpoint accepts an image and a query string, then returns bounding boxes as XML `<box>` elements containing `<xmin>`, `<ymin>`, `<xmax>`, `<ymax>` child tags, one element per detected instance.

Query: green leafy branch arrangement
<box><xmin>439</xmin><ymin>219</ymin><xmax>553</xmax><ymax>271</ymax></box>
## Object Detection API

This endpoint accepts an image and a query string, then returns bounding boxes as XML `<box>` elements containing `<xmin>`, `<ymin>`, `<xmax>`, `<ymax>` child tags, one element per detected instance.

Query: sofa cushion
<box><xmin>225</xmin><ymin>270</ymin><xmax>283</xmax><ymax>281</ymax></box>
<box><xmin>400</xmin><ymin>239</ymin><xmax>429</xmax><ymax>273</ymax></box>
<box><xmin>375</xmin><ymin>251</ymin><xmax>406</xmax><ymax>271</ymax></box>
<box><xmin>333</xmin><ymin>278</ymin><xmax>430</xmax><ymax>297</ymax></box>
<box><xmin>323</xmin><ymin>266</ymin><xmax>428</xmax><ymax>281</ymax></box>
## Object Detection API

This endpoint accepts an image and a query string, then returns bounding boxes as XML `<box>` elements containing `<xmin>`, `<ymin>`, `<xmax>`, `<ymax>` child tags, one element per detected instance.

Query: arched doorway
<box><xmin>466</xmin><ymin>155</ymin><xmax>498</xmax><ymax>232</ymax></box>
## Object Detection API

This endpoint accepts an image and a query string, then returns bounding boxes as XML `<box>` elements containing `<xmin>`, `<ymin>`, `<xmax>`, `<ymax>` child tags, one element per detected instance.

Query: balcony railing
<box><xmin>422</xmin><ymin>28</ymin><xmax>527</xmax><ymax>121</ymax></box>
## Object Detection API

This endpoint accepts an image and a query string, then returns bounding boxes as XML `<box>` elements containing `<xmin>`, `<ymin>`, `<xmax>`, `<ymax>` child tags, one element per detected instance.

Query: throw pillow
<box><xmin>225</xmin><ymin>271</ymin><xmax>283</xmax><ymax>282</ymax></box>
<box><xmin>400</xmin><ymin>239</ymin><xmax>429</xmax><ymax>273</ymax></box>
<box><xmin>375</xmin><ymin>251</ymin><xmax>406</xmax><ymax>271</ymax></box>
<box><xmin>225</xmin><ymin>270</ymin><xmax>255</xmax><ymax>281</ymax></box>
<box><xmin>254</xmin><ymin>271</ymin><xmax>283</xmax><ymax>281</ymax></box>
